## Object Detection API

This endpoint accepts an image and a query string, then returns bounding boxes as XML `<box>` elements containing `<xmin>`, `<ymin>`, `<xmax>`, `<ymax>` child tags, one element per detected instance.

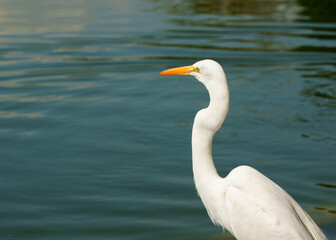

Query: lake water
<box><xmin>0</xmin><ymin>0</ymin><xmax>335</xmax><ymax>239</ymax></box>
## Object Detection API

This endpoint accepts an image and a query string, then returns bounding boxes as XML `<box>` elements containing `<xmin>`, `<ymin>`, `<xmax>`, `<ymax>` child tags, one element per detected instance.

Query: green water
<box><xmin>0</xmin><ymin>0</ymin><xmax>335</xmax><ymax>239</ymax></box>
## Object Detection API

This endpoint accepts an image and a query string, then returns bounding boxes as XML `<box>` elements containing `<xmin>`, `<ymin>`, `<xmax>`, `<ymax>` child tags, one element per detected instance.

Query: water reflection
<box><xmin>0</xmin><ymin>111</ymin><xmax>44</xmax><ymax>118</ymax></box>
<box><xmin>0</xmin><ymin>0</ymin><xmax>133</xmax><ymax>34</ymax></box>
<box><xmin>298</xmin><ymin>0</ymin><xmax>336</xmax><ymax>22</ymax></box>
<box><xmin>294</xmin><ymin>0</ymin><xmax>336</xmax><ymax>124</ymax></box>
<box><xmin>314</xmin><ymin>208</ymin><xmax>336</xmax><ymax>217</ymax></box>
<box><xmin>316</xmin><ymin>183</ymin><xmax>336</xmax><ymax>189</ymax></box>
<box><xmin>147</xmin><ymin>0</ymin><xmax>298</xmax><ymax>20</ymax></box>
<box><xmin>0</xmin><ymin>0</ymin><xmax>86</xmax><ymax>34</ymax></box>
<box><xmin>148</xmin><ymin>0</ymin><xmax>336</xmax><ymax>23</ymax></box>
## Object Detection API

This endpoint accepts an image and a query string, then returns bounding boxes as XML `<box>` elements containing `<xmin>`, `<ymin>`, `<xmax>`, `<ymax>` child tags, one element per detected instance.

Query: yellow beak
<box><xmin>159</xmin><ymin>65</ymin><xmax>198</xmax><ymax>75</ymax></box>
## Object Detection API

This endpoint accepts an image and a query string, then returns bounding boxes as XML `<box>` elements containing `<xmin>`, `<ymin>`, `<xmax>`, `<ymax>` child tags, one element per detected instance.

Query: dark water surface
<box><xmin>0</xmin><ymin>0</ymin><xmax>335</xmax><ymax>239</ymax></box>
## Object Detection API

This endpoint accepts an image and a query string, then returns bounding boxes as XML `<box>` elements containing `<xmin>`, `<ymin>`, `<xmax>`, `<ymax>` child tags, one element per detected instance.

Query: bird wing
<box><xmin>221</xmin><ymin>166</ymin><xmax>327</xmax><ymax>240</ymax></box>
<box><xmin>225</xmin><ymin>186</ymin><xmax>295</xmax><ymax>240</ymax></box>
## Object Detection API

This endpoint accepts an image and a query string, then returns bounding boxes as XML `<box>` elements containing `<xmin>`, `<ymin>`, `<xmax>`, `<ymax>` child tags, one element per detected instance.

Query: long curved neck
<box><xmin>192</xmin><ymin>78</ymin><xmax>229</xmax><ymax>185</ymax></box>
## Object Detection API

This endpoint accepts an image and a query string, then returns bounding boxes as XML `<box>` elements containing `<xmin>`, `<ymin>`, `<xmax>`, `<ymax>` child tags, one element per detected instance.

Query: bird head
<box><xmin>159</xmin><ymin>59</ymin><xmax>225</xmax><ymax>86</ymax></box>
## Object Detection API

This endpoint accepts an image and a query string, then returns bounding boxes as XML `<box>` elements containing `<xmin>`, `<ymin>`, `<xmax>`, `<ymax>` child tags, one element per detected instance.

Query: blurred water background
<box><xmin>0</xmin><ymin>0</ymin><xmax>335</xmax><ymax>239</ymax></box>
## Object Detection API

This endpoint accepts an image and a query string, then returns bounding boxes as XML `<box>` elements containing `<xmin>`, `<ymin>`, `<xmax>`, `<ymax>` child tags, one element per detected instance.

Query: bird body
<box><xmin>196</xmin><ymin>165</ymin><xmax>324</xmax><ymax>240</ymax></box>
<box><xmin>160</xmin><ymin>59</ymin><xmax>327</xmax><ymax>240</ymax></box>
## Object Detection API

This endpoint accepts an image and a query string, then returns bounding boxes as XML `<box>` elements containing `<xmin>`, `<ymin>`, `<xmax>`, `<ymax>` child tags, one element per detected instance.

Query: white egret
<box><xmin>160</xmin><ymin>59</ymin><xmax>327</xmax><ymax>240</ymax></box>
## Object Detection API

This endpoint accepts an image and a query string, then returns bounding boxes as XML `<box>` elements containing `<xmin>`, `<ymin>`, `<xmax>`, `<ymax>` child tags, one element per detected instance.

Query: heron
<box><xmin>160</xmin><ymin>59</ymin><xmax>327</xmax><ymax>240</ymax></box>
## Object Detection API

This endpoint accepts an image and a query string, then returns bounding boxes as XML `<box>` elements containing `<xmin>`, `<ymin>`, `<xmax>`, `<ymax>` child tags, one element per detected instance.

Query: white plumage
<box><xmin>160</xmin><ymin>59</ymin><xmax>327</xmax><ymax>240</ymax></box>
